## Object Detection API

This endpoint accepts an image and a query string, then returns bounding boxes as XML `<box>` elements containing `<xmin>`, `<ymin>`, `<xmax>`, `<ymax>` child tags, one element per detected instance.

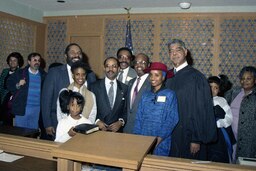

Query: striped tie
<box><xmin>108</xmin><ymin>81</ymin><xmax>114</xmax><ymax>108</ymax></box>
<box><xmin>131</xmin><ymin>77</ymin><xmax>141</xmax><ymax>105</ymax></box>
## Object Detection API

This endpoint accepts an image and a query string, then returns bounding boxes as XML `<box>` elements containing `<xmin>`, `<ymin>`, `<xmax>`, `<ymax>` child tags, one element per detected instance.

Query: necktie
<box><xmin>132</xmin><ymin>77</ymin><xmax>141</xmax><ymax>105</ymax></box>
<box><xmin>118</xmin><ymin>70</ymin><xmax>124</xmax><ymax>82</ymax></box>
<box><xmin>108</xmin><ymin>81</ymin><xmax>114</xmax><ymax>108</ymax></box>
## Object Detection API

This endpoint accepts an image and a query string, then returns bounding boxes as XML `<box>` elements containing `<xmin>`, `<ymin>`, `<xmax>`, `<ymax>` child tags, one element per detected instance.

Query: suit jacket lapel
<box><xmin>127</xmin><ymin>78</ymin><xmax>136</xmax><ymax>108</ymax></box>
<box><xmin>125</xmin><ymin>67</ymin><xmax>136</xmax><ymax>84</ymax></box>
<box><xmin>100</xmin><ymin>79</ymin><xmax>112</xmax><ymax>109</ymax></box>
<box><xmin>61</xmin><ymin>65</ymin><xmax>70</xmax><ymax>86</ymax></box>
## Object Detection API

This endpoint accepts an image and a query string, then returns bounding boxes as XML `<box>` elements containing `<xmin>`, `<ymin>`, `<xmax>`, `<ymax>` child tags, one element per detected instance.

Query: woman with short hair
<box><xmin>225</xmin><ymin>66</ymin><xmax>256</xmax><ymax>162</ymax></box>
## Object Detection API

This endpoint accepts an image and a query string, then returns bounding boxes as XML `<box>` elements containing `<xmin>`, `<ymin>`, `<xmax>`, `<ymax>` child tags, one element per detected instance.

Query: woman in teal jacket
<box><xmin>0</xmin><ymin>52</ymin><xmax>24</xmax><ymax>125</ymax></box>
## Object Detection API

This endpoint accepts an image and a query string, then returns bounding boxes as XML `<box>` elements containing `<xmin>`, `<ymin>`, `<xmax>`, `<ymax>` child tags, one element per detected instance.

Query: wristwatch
<box><xmin>118</xmin><ymin>118</ymin><xmax>125</xmax><ymax>126</ymax></box>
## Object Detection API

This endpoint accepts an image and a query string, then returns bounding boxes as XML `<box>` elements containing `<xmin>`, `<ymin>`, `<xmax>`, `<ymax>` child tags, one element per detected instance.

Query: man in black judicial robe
<box><xmin>165</xmin><ymin>39</ymin><xmax>217</xmax><ymax>160</ymax></box>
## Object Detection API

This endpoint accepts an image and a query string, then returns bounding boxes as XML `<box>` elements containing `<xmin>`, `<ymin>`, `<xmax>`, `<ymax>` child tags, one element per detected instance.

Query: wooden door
<box><xmin>70</xmin><ymin>35</ymin><xmax>104</xmax><ymax>78</ymax></box>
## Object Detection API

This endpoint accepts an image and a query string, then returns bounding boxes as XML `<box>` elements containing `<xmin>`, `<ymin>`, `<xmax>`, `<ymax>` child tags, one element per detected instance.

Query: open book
<box><xmin>74</xmin><ymin>124</ymin><xmax>99</xmax><ymax>134</ymax></box>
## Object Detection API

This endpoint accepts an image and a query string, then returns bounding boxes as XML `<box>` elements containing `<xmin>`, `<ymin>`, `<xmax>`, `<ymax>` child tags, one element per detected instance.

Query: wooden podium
<box><xmin>52</xmin><ymin>131</ymin><xmax>156</xmax><ymax>171</ymax></box>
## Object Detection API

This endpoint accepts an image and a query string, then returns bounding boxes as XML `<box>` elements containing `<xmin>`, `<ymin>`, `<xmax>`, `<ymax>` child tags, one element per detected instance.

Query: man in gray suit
<box><xmin>123</xmin><ymin>53</ymin><xmax>151</xmax><ymax>133</ymax></box>
<box><xmin>116</xmin><ymin>47</ymin><xmax>137</xmax><ymax>85</ymax></box>
<box><xmin>89</xmin><ymin>57</ymin><xmax>128</xmax><ymax>132</ymax></box>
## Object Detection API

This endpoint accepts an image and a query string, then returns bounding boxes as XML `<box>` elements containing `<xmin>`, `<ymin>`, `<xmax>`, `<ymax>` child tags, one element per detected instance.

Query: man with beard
<box><xmin>123</xmin><ymin>53</ymin><xmax>151</xmax><ymax>133</ymax></box>
<box><xmin>7</xmin><ymin>52</ymin><xmax>46</xmax><ymax>129</ymax></box>
<box><xmin>116</xmin><ymin>47</ymin><xmax>137</xmax><ymax>85</ymax></box>
<box><xmin>89</xmin><ymin>57</ymin><xmax>128</xmax><ymax>132</ymax></box>
<box><xmin>41</xmin><ymin>43</ymin><xmax>95</xmax><ymax>140</ymax></box>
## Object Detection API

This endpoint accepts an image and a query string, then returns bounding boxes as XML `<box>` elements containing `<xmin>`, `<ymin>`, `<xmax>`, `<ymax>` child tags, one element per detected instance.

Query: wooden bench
<box><xmin>0</xmin><ymin>125</ymin><xmax>40</xmax><ymax>138</ymax></box>
<box><xmin>141</xmin><ymin>155</ymin><xmax>256</xmax><ymax>171</ymax></box>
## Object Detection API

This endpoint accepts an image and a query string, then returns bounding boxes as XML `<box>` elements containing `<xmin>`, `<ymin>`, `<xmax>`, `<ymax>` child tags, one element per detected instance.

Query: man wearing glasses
<box><xmin>123</xmin><ymin>53</ymin><xmax>151</xmax><ymax>134</ymax></box>
<box><xmin>7</xmin><ymin>52</ymin><xmax>46</xmax><ymax>129</ymax></box>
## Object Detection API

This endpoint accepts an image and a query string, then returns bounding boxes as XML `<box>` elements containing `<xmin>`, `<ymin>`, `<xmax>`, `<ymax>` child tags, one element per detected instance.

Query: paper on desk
<box><xmin>0</xmin><ymin>151</ymin><xmax>24</xmax><ymax>162</ymax></box>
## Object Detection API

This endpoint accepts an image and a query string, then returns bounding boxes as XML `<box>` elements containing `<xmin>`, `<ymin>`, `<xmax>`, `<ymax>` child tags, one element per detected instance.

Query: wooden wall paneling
<box><xmin>104</xmin><ymin>15</ymin><xmax>157</xmax><ymax>62</ymax></box>
<box><xmin>218</xmin><ymin>13</ymin><xmax>256</xmax><ymax>86</ymax></box>
<box><xmin>35</xmin><ymin>23</ymin><xmax>46</xmax><ymax>69</ymax></box>
<box><xmin>67</xmin><ymin>16</ymin><xmax>105</xmax><ymax>77</ymax></box>
<box><xmin>43</xmin><ymin>17</ymin><xmax>68</xmax><ymax>70</ymax></box>
<box><xmin>0</xmin><ymin>11</ymin><xmax>45</xmax><ymax>71</ymax></box>
<box><xmin>70</xmin><ymin>35</ymin><xmax>104</xmax><ymax>78</ymax></box>
<box><xmin>44</xmin><ymin>13</ymin><xmax>256</xmax><ymax>86</ymax></box>
<box><xmin>153</xmin><ymin>16</ymin><xmax>162</xmax><ymax>63</ymax></box>
<box><xmin>67</xmin><ymin>15</ymin><xmax>104</xmax><ymax>34</ymax></box>
<box><xmin>211</xmin><ymin>14</ymin><xmax>221</xmax><ymax>76</ymax></box>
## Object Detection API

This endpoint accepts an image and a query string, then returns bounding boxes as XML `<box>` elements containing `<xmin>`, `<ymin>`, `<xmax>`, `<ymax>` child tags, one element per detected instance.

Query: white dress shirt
<box><xmin>174</xmin><ymin>61</ymin><xmax>188</xmax><ymax>73</ymax></box>
<box><xmin>118</xmin><ymin>67</ymin><xmax>130</xmax><ymax>83</ymax></box>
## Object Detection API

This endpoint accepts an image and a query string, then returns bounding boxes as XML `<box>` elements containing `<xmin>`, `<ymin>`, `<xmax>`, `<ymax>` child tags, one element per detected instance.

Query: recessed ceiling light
<box><xmin>57</xmin><ymin>0</ymin><xmax>65</xmax><ymax>3</ymax></box>
<box><xmin>179</xmin><ymin>2</ymin><xmax>191</xmax><ymax>9</ymax></box>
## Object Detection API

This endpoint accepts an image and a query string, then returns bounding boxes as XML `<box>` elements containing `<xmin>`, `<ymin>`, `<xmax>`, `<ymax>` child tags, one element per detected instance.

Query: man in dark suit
<box><xmin>116</xmin><ymin>47</ymin><xmax>137</xmax><ymax>85</ymax></box>
<box><xmin>41</xmin><ymin>43</ymin><xmax>96</xmax><ymax>140</ymax></box>
<box><xmin>123</xmin><ymin>53</ymin><xmax>151</xmax><ymax>133</ymax></box>
<box><xmin>89</xmin><ymin>57</ymin><xmax>127</xmax><ymax>132</ymax></box>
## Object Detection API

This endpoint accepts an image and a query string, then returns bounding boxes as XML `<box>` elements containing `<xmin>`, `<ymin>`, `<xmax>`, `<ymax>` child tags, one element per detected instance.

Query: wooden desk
<box><xmin>141</xmin><ymin>155</ymin><xmax>256</xmax><ymax>171</ymax></box>
<box><xmin>0</xmin><ymin>125</ymin><xmax>39</xmax><ymax>138</ymax></box>
<box><xmin>0</xmin><ymin>133</ymin><xmax>59</xmax><ymax>161</ymax></box>
<box><xmin>52</xmin><ymin>131</ymin><xmax>156</xmax><ymax>171</ymax></box>
<box><xmin>0</xmin><ymin>155</ymin><xmax>57</xmax><ymax>171</ymax></box>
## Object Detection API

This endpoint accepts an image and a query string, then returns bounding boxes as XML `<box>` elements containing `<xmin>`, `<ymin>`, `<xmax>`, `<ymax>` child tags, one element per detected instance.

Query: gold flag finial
<box><xmin>124</xmin><ymin>7</ymin><xmax>131</xmax><ymax>19</ymax></box>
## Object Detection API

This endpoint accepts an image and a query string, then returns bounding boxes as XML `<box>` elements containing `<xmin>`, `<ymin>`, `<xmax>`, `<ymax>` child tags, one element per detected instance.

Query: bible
<box><xmin>74</xmin><ymin>124</ymin><xmax>99</xmax><ymax>134</ymax></box>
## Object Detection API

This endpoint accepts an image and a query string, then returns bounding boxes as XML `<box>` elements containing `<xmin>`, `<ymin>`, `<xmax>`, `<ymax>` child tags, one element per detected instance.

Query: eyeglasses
<box><xmin>31</xmin><ymin>58</ymin><xmax>41</xmax><ymax>62</ymax></box>
<box><xmin>134</xmin><ymin>61</ymin><xmax>148</xmax><ymax>65</ymax></box>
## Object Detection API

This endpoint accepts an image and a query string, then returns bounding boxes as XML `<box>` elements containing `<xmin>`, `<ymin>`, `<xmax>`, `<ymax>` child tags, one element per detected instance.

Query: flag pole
<box><xmin>124</xmin><ymin>7</ymin><xmax>133</xmax><ymax>53</ymax></box>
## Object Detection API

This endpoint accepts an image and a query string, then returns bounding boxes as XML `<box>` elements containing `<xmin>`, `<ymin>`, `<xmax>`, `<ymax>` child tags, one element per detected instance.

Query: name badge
<box><xmin>157</xmin><ymin>96</ymin><xmax>166</xmax><ymax>102</ymax></box>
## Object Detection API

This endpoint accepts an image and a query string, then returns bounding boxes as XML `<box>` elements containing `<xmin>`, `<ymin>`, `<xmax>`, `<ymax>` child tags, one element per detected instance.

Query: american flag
<box><xmin>125</xmin><ymin>18</ymin><xmax>133</xmax><ymax>53</ymax></box>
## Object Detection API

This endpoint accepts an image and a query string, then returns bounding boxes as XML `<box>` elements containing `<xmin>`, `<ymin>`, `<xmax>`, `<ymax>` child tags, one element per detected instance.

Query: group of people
<box><xmin>0</xmin><ymin>39</ymin><xmax>255</xmax><ymax>164</ymax></box>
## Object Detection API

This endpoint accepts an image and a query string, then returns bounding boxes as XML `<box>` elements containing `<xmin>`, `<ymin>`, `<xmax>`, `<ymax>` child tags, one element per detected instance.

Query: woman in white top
<box><xmin>57</xmin><ymin>61</ymin><xmax>97</xmax><ymax>123</ymax></box>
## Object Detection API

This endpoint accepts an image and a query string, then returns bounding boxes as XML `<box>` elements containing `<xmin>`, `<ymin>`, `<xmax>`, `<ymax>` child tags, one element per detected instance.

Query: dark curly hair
<box><xmin>71</xmin><ymin>61</ymin><xmax>90</xmax><ymax>74</ymax></box>
<box><xmin>6</xmin><ymin>52</ymin><xmax>24</xmax><ymax>68</ymax></box>
<box><xmin>59</xmin><ymin>89</ymin><xmax>85</xmax><ymax>114</ymax></box>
